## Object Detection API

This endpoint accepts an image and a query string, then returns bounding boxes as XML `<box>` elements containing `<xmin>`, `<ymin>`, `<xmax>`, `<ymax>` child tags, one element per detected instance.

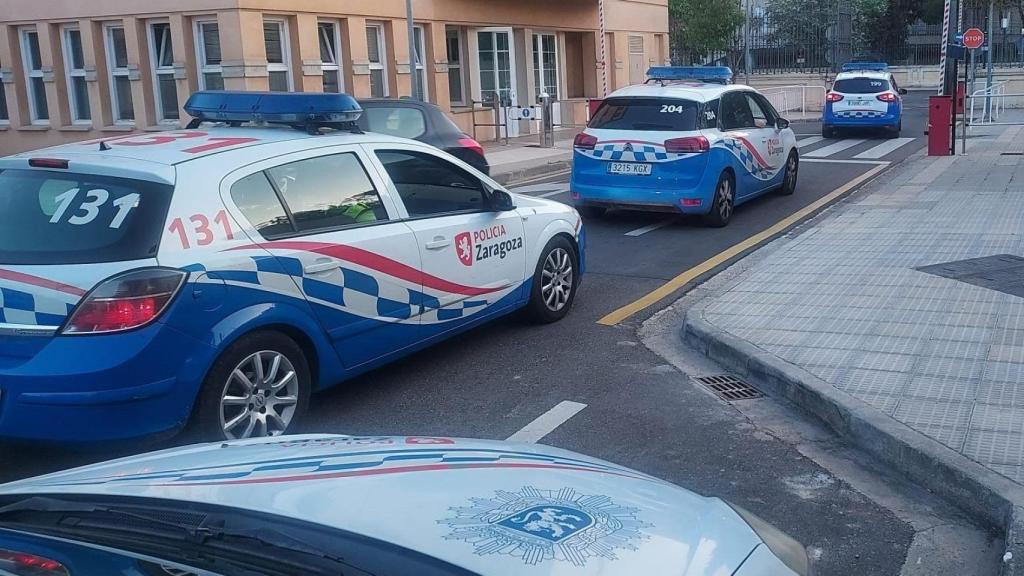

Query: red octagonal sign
<box><xmin>963</xmin><ymin>28</ymin><xmax>986</xmax><ymax>49</ymax></box>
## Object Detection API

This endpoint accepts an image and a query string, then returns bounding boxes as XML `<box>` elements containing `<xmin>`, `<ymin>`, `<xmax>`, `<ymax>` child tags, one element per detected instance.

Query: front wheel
<box><xmin>778</xmin><ymin>152</ymin><xmax>799</xmax><ymax>196</ymax></box>
<box><xmin>193</xmin><ymin>331</ymin><xmax>311</xmax><ymax>441</ymax></box>
<box><xmin>704</xmin><ymin>172</ymin><xmax>736</xmax><ymax>228</ymax></box>
<box><xmin>526</xmin><ymin>236</ymin><xmax>579</xmax><ymax>323</ymax></box>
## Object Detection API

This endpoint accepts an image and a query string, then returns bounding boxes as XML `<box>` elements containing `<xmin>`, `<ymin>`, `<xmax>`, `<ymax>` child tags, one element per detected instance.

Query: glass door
<box><xmin>477</xmin><ymin>28</ymin><xmax>518</xmax><ymax>137</ymax></box>
<box><xmin>532</xmin><ymin>32</ymin><xmax>560</xmax><ymax>125</ymax></box>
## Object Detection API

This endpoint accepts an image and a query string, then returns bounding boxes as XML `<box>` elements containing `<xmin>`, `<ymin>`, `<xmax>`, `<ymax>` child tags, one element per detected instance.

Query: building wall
<box><xmin>0</xmin><ymin>0</ymin><xmax>667</xmax><ymax>155</ymax></box>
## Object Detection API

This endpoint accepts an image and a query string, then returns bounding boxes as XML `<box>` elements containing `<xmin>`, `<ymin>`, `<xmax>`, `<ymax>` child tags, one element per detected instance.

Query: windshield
<box><xmin>0</xmin><ymin>169</ymin><xmax>173</xmax><ymax>265</ymax></box>
<box><xmin>589</xmin><ymin>97</ymin><xmax>700</xmax><ymax>131</ymax></box>
<box><xmin>833</xmin><ymin>77</ymin><xmax>890</xmax><ymax>94</ymax></box>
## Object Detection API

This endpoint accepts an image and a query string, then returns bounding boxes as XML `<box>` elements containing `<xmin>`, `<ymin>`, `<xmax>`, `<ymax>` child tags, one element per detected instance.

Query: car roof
<box><xmin>4</xmin><ymin>126</ymin><xmax>415</xmax><ymax>168</ymax></box>
<box><xmin>835</xmin><ymin>70</ymin><xmax>891</xmax><ymax>81</ymax></box>
<box><xmin>606</xmin><ymin>82</ymin><xmax>753</xmax><ymax>102</ymax></box>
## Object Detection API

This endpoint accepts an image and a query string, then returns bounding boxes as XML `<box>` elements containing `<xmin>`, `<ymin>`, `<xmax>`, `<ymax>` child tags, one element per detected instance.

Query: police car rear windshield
<box><xmin>0</xmin><ymin>169</ymin><xmax>173</xmax><ymax>265</ymax></box>
<box><xmin>589</xmin><ymin>98</ymin><xmax>699</xmax><ymax>131</ymax></box>
<box><xmin>833</xmin><ymin>77</ymin><xmax>891</xmax><ymax>94</ymax></box>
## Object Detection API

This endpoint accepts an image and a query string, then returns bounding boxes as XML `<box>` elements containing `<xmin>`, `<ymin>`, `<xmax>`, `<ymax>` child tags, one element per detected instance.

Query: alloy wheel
<box><xmin>219</xmin><ymin>350</ymin><xmax>299</xmax><ymax>439</ymax></box>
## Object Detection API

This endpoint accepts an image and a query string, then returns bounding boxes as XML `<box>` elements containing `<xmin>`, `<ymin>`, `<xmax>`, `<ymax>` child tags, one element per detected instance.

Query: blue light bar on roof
<box><xmin>841</xmin><ymin>62</ymin><xmax>889</xmax><ymax>72</ymax></box>
<box><xmin>183</xmin><ymin>91</ymin><xmax>362</xmax><ymax>125</ymax></box>
<box><xmin>647</xmin><ymin>66</ymin><xmax>733</xmax><ymax>84</ymax></box>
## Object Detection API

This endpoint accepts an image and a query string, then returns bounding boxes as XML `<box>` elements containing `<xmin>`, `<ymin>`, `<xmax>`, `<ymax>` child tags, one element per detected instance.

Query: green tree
<box><xmin>669</xmin><ymin>0</ymin><xmax>745</xmax><ymax>65</ymax></box>
<box><xmin>765</xmin><ymin>0</ymin><xmax>837</xmax><ymax>48</ymax></box>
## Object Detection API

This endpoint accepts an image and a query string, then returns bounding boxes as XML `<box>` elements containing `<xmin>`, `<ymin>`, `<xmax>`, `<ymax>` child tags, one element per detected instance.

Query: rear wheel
<box><xmin>822</xmin><ymin>125</ymin><xmax>836</xmax><ymax>138</ymax></box>
<box><xmin>194</xmin><ymin>331</ymin><xmax>311</xmax><ymax>441</ymax></box>
<box><xmin>704</xmin><ymin>172</ymin><xmax>735</xmax><ymax>228</ymax></box>
<box><xmin>886</xmin><ymin>122</ymin><xmax>902</xmax><ymax>139</ymax></box>
<box><xmin>526</xmin><ymin>236</ymin><xmax>579</xmax><ymax>323</ymax></box>
<box><xmin>778</xmin><ymin>152</ymin><xmax>799</xmax><ymax>196</ymax></box>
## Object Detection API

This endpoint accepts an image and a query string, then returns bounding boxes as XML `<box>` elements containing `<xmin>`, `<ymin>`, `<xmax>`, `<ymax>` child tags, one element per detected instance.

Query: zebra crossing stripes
<box><xmin>797</xmin><ymin>136</ymin><xmax>919</xmax><ymax>161</ymax></box>
<box><xmin>853</xmin><ymin>137</ymin><xmax>916</xmax><ymax>159</ymax></box>
<box><xmin>803</xmin><ymin>139</ymin><xmax>866</xmax><ymax>158</ymax></box>
<box><xmin>796</xmin><ymin>136</ymin><xmax>824</xmax><ymax>148</ymax></box>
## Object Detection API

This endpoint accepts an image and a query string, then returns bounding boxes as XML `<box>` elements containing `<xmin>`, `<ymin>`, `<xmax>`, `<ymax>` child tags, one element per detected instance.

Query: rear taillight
<box><xmin>63</xmin><ymin>268</ymin><xmax>187</xmax><ymax>334</ymax></box>
<box><xmin>877</xmin><ymin>92</ymin><xmax>898</xmax><ymax>103</ymax></box>
<box><xmin>457</xmin><ymin>135</ymin><xmax>485</xmax><ymax>157</ymax></box>
<box><xmin>665</xmin><ymin>136</ymin><xmax>709</xmax><ymax>153</ymax></box>
<box><xmin>574</xmin><ymin>133</ymin><xmax>598</xmax><ymax>150</ymax></box>
<box><xmin>826</xmin><ymin>92</ymin><xmax>844</xmax><ymax>102</ymax></box>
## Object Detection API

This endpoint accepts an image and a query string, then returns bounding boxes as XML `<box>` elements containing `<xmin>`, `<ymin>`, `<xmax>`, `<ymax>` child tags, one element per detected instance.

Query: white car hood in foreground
<box><xmin>0</xmin><ymin>435</ymin><xmax>767</xmax><ymax>575</ymax></box>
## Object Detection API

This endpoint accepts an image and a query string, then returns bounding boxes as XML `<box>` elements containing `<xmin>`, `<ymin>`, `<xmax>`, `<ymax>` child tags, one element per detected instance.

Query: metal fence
<box><xmin>672</xmin><ymin>3</ymin><xmax>1024</xmax><ymax>75</ymax></box>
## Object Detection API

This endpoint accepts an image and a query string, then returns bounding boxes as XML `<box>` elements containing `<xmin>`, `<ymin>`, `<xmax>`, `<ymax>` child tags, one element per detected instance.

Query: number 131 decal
<box><xmin>168</xmin><ymin>210</ymin><xmax>235</xmax><ymax>250</ymax></box>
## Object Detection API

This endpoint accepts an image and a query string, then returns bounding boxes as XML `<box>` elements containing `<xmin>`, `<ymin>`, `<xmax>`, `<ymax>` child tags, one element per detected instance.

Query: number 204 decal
<box><xmin>167</xmin><ymin>210</ymin><xmax>235</xmax><ymax>250</ymax></box>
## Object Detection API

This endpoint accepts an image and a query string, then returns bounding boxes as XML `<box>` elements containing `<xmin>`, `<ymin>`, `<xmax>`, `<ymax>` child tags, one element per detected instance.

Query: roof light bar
<box><xmin>841</xmin><ymin>62</ymin><xmax>889</xmax><ymax>72</ymax></box>
<box><xmin>646</xmin><ymin>66</ymin><xmax>733</xmax><ymax>85</ymax></box>
<box><xmin>183</xmin><ymin>91</ymin><xmax>363</xmax><ymax>132</ymax></box>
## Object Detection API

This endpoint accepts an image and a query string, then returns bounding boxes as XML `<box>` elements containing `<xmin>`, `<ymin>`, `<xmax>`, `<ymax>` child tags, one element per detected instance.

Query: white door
<box><xmin>533</xmin><ymin>32</ymin><xmax>561</xmax><ymax>126</ymax></box>
<box><xmin>477</xmin><ymin>28</ymin><xmax>519</xmax><ymax>138</ymax></box>
<box><xmin>367</xmin><ymin>144</ymin><xmax>527</xmax><ymax>334</ymax></box>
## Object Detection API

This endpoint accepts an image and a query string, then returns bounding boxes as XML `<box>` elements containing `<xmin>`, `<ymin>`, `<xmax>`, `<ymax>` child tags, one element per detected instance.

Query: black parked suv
<box><xmin>357</xmin><ymin>99</ymin><xmax>490</xmax><ymax>175</ymax></box>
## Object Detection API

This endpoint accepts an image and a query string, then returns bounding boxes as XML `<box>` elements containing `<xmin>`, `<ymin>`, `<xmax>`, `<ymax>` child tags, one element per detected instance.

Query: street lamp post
<box><xmin>406</xmin><ymin>0</ymin><xmax>422</xmax><ymax>100</ymax></box>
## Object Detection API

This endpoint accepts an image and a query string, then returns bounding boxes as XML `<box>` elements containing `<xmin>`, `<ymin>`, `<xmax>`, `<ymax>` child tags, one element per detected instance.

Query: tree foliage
<box><xmin>668</xmin><ymin>0</ymin><xmax>745</xmax><ymax>64</ymax></box>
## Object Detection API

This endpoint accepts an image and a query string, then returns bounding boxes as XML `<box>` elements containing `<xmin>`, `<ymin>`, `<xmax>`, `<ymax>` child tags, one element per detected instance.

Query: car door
<box><xmin>718</xmin><ymin>91</ymin><xmax>762</xmax><ymax>197</ymax></box>
<box><xmin>747</xmin><ymin>92</ymin><xmax>790</xmax><ymax>191</ymax></box>
<box><xmin>366</xmin><ymin>144</ymin><xmax>527</xmax><ymax>338</ymax></box>
<box><xmin>222</xmin><ymin>146</ymin><xmax>424</xmax><ymax>369</ymax></box>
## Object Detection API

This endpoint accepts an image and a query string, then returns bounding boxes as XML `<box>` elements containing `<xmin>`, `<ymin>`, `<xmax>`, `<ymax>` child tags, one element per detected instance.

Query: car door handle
<box><xmin>425</xmin><ymin>237</ymin><xmax>451</xmax><ymax>250</ymax></box>
<box><xmin>304</xmin><ymin>259</ymin><xmax>340</xmax><ymax>274</ymax></box>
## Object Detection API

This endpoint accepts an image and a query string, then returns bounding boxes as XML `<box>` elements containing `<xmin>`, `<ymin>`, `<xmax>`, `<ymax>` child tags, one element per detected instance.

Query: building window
<box><xmin>533</xmin><ymin>33</ymin><xmax>558</xmax><ymax>101</ymax></box>
<box><xmin>318</xmin><ymin>21</ymin><xmax>343</xmax><ymax>93</ymax></box>
<box><xmin>263</xmin><ymin>19</ymin><xmax>291</xmax><ymax>92</ymax></box>
<box><xmin>366</xmin><ymin>23</ymin><xmax>387</xmax><ymax>98</ymax></box>
<box><xmin>20</xmin><ymin>28</ymin><xmax>49</xmax><ymax>123</ymax></box>
<box><xmin>106</xmin><ymin>25</ymin><xmax>135</xmax><ymax>123</ymax></box>
<box><xmin>446</xmin><ymin>27</ymin><xmax>464</xmax><ymax>105</ymax></box>
<box><xmin>149</xmin><ymin>22</ymin><xmax>179</xmax><ymax>122</ymax></box>
<box><xmin>412</xmin><ymin>25</ymin><xmax>428</xmax><ymax>101</ymax></box>
<box><xmin>195</xmin><ymin>20</ymin><xmax>223</xmax><ymax>90</ymax></box>
<box><xmin>0</xmin><ymin>62</ymin><xmax>9</xmax><ymax>123</ymax></box>
<box><xmin>62</xmin><ymin>27</ymin><xmax>91</xmax><ymax>123</ymax></box>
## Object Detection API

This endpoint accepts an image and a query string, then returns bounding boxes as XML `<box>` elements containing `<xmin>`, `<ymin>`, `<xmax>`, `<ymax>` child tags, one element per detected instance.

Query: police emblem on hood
<box><xmin>441</xmin><ymin>486</ymin><xmax>650</xmax><ymax>566</ymax></box>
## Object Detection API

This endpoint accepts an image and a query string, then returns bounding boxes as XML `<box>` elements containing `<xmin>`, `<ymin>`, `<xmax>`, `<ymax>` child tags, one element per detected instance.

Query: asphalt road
<box><xmin>2</xmin><ymin>92</ymin><xmax>977</xmax><ymax>575</ymax></box>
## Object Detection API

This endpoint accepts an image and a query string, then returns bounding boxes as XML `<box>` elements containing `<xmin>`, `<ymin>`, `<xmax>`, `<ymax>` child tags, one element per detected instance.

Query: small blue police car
<box><xmin>0</xmin><ymin>92</ymin><xmax>584</xmax><ymax>443</ymax></box>
<box><xmin>570</xmin><ymin>67</ymin><xmax>799</xmax><ymax>227</ymax></box>
<box><xmin>823</xmin><ymin>62</ymin><xmax>907</xmax><ymax>138</ymax></box>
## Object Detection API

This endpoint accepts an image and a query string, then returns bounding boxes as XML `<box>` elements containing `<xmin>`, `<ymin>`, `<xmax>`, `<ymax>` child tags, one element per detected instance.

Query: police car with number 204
<box><xmin>570</xmin><ymin>67</ymin><xmax>798</xmax><ymax>227</ymax></box>
<box><xmin>823</xmin><ymin>62</ymin><xmax>907</xmax><ymax>138</ymax></box>
<box><xmin>0</xmin><ymin>92</ymin><xmax>585</xmax><ymax>444</ymax></box>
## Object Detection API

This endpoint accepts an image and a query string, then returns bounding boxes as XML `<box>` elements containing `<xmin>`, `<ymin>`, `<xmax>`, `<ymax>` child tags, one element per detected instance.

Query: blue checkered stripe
<box><xmin>835</xmin><ymin>110</ymin><xmax>885</xmax><ymax>118</ymax></box>
<box><xmin>200</xmin><ymin>256</ymin><xmax>501</xmax><ymax>324</ymax></box>
<box><xmin>717</xmin><ymin>138</ymin><xmax>781</xmax><ymax>182</ymax></box>
<box><xmin>0</xmin><ymin>285</ymin><xmax>77</xmax><ymax>327</ymax></box>
<box><xmin>582</xmin><ymin>142</ymin><xmax>691</xmax><ymax>163</ymax></box>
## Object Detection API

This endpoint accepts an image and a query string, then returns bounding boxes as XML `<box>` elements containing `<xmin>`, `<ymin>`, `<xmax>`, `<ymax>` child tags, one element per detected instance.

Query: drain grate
<box><xmin>695</xmin><ymin>374</ymin><xmax>763</xmax><ymax>401</ymax></box>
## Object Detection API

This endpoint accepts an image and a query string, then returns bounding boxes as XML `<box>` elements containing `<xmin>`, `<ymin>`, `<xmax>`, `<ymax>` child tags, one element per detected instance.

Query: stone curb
<box><xmin>681</xmin><ymin>301</ymin><xmax>1024</xmax><ymax>575</ymax></box>
<box><xmin>491</xmin><ymin>159</ymin><xmax>572</xmax><ymax>186</ymax></box>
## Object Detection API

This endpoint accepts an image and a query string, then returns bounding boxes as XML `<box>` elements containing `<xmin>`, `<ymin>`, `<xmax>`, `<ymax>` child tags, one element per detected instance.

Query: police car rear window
<box><xmin>833</xmin><ymin>78</ymin><xmax>890</xmax><ymax>94</ymax></box>
<box><xmin>589</xmin><ymin>98</ymin><xmax>699</xmax><ymax>131</ymax></box>
<box><xmin>0</xmin><ymin>169</ymin><xmax>172</xmax><ymax>265</ymax></box>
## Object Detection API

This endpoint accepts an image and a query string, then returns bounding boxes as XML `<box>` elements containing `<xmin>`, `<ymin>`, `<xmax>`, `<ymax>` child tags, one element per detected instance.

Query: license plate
<box><xmin>852</xmin><ymin>100</ymin><xmax>870</xmax><ymax>106</ymax></box>
<box><xmin>608</xmin><ymin>162</ymin><xmax>652</xmax><ymax>176</ymax></box>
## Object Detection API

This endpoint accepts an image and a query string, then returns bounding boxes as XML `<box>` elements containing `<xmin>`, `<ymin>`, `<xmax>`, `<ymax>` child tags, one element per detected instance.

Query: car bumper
<box><xmin>0</xmin><ymin>322</ymin><xmax>215</xmax><ymax>443</ymax></box>
<box><xmin>570</xmin><ymin>179</ymin><xmax>716</xmax><ymax>215</ymax></box>
<box><xmin>823</xmin><ymin>112</ymin><xmax>900</xmax><ymax>128</ymax></box>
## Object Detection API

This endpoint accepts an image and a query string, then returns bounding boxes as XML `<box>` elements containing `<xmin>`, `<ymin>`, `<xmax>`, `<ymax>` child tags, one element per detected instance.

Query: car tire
<box><xmin>579</xmin><ymin>205</ymin><xmax>606</xmax><ymax>218</ymax></box>
<box><xmin>704</xmin><ymin>171</ymin><xmax>735</xmax><ymax>228</ymax></box>
<box><xmin>193</xmin><ymin>330</ymin><xmax>311</xmax><ymax>441</ymax></box>
<box><xmin>822</xmin><ymin>125</ymin><xmax>835</xmax><ymax>139</ymax></box>
<box><xmin>886</xmin><ymin>122</ymin><xmax>902</xmax><ymax>139</ymax></box>
<box><xmin>525</xmin><ymin>236</ymin><xmax>579</xmax><ymax>324</ymax></box>
<box><xmin>778</xmin><ymin>151</ymin><xmax>799</xmax><ymax>196</ymax></box>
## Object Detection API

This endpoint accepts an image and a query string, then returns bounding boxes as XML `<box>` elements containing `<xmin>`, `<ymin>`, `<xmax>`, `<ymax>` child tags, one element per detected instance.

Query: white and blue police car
<box><xmin>0</xmin><ymin>434</ymin><xmax>810</xmax><ymax>575</ymax></box>
<box><xmin>0</xmin><ymin>92</ymin><xmax>584</xmax><ymax>443</ymax></box>
<box><xmin>570</xmin><ymin>67</ymin><xmax>799</xmax><ymax>227</ymax></box>
<box><xmin>823</xmin><ymin>62</ymin><xmax>907</xmax><ymax>138</ymax></box>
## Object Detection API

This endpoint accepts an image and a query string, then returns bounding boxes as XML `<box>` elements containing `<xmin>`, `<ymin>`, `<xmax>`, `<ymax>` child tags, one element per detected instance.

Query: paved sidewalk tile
<box><xmin>702</xmin><ymin>112</ymin><xmax>1024</xmax><ymax>484</ymax></box>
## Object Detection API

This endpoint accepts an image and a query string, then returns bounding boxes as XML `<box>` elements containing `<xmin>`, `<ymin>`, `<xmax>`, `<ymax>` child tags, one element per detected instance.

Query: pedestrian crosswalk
<box><xmin>797</xmin><ymin>135</ymin><xmax>918</xmax><ymax>161</ymax></box>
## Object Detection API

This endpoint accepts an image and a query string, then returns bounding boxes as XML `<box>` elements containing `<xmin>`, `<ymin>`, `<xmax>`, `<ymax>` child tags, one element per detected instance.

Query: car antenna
<box><xmin>99</xmin><ymin>140</ymin><xmax>112</xmax><ymax>151</ymax></box>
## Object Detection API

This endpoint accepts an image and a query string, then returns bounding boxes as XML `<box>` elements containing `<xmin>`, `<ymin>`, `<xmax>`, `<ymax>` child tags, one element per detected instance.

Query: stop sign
<box><xmin>963</xmin><ymin>28</ymin><xmax>985</xmax><ymax>49</ymax></box>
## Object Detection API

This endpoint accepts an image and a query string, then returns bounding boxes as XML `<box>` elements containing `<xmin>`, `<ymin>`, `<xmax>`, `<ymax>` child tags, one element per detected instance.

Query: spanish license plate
<box><xmin>608</xmin><ymin>162</ymin><xmax>652</xmax><ymax>176</ymax></box>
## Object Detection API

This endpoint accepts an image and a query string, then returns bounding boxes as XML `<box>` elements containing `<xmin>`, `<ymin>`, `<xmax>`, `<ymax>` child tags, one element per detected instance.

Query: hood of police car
<box><xmin>0</xmin><ymin>435</ymin><xmax>764</xmax><ymax>576</ymax></box>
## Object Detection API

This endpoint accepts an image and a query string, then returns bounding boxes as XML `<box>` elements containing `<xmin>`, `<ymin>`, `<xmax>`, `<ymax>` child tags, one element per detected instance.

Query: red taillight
<box><xmin>457</xmin><ymin>135</ymin><xmax>484</xmax><ymax>157</ymax></box>
<box><xmin>826</xmin><ymin>92</ymin><xmax>844</xmax><ymax>102</ymax></box>
<box><xmin>877</xmin><ymin>92</ymin><xmax>898</xmax><ymax>103</ymax></box>
<box><xmin>28</xmin><ymin>158</ymin><xmax>69</xmax><ymax>169</ymax></box>
<box><xmin>574</xmin><ymin>133</ymin><xmax>598</xmax><ymax>150</ymax></box>
<box><xmin>681</xmin><ymin>198</ymin><xmax>702</xmax><ymax>207</ymax></box>
<box><xmin>665</xmin><ymin>136</ymin><xmax>709</xmax><ymax>154</ymax></box>
<box><xmin>0</xmin><ymin>549</ymin><xmax>68</xmax><ymax>574</ymax></box>
<box><xmin>63</xmin><ymin>268</ymin><xmax>186</xmax><ymax>334</ymax></box>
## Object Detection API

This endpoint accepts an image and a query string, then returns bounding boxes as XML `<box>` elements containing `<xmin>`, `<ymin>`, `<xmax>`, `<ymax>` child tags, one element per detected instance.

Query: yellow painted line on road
<box><xmin>596</xmin><ymin>163</ymin><xmax>889</xmax><ymax>326</ymax></box>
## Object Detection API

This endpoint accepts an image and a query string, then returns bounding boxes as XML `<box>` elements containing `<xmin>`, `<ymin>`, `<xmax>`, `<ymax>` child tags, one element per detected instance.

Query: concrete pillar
<box><xmin>122</xmin><ymin>17</ymin><xmax>155</xmax><ymax>127</ymax></box>
<box><xmin>219</xmin><ymin>10</ymin><xmax>268</xmax><ymax>92</ymax></box>
<box><xmin>425</xmin><ymin>22</ymin><xmax>449</xmax><ymax>107</ymax></box>
<box><xmin>167</xmin><ymin>14</ymin><xmax>192</xmax><ymax>122</ymax></box>
<box><xmin>0</xmin><ymin>25</ymin><xmax>27</xmax><ymax>127</ymax></box>
<box><xmin>35</xmin><ymin>23</ymin><xmax>68</xmax><ymax>127</ymax></box>
<box><xmin>294</xmin><ymin>13</ymin><xmax>323</xmax><ymax>93</ymax></box>
<box><xmin>387</xmin><ymin>19</ymin><xmax>411</xmax><ymax>98</ymax></box>
<box><xmin>343</xmin><ymin>16</ymin><xmax>370</xmax><ymax>98</ymax></box>
<box><xmin>82</xmin><ymin>20</ymin><xmax>113</xmax><ymax>127</ymax></box>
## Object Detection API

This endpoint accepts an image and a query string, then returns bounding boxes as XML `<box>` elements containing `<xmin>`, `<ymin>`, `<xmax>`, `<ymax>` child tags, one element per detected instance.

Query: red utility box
<box><xmin>928</xmin><ymin>95</ymin><xmax>953</xmax><ymax>156</ymax></box>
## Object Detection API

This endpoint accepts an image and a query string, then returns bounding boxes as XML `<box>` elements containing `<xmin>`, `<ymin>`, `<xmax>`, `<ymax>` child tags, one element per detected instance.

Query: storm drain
<box><xmin>695</xmin><ymin>375</ymin><xmax>763</xmax><ymax>401</ymax></box>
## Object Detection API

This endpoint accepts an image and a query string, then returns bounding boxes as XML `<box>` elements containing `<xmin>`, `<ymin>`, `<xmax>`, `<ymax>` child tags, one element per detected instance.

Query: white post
<box><xmin>599</xmin><ymin>0</ymin><xmax>608</xmax><ymax>97</ymax></box>
<box><xmin>939</xmin><ymin>0</ymin><xmax>951</xmax><ymax>94</ymax></box>
<box><xmin>406</xmin><ymin>0</ymin><xmax>421</xmax><ymax>100</ymax></box>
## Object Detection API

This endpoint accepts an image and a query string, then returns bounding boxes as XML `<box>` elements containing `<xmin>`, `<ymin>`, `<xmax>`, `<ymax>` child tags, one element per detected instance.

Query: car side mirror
<box><xmin>899</xmin><ymin>88</ymin><xmax>908</xmax><ymax>95</ymax></box>
<box><xmin>490</xmin><ymin>189</ymin><xmax>516</xmax><ymax>212</ymax></box>
<box><xmin>776</xmin><ymin>118</ymin><xmax>790</xmax><ymax>130</ymax></box>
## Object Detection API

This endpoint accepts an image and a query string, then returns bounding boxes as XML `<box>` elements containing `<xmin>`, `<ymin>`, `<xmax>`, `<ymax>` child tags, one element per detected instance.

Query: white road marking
<box><xmin>624</xmin><ymin>219</ymin><xmax>674</xmax><ymax>237</ymax></box>
<box><xmin>797</xmin><ymin>136</ymin><xmax>824</xmax><ymax>148</ymax></box>
<box><xmin>853</xmin><ymin>137</ymin><xmax>916</xmax><ymax>159</ymax></box>
<box><xmin>538</xmin><ymin>188</ymin><xmax>568</xmax><ymax>198</ymax></box>
<box><xmin>506</xmin><ymin>401</ymin><xmax>588</xmax><ymax>443</ymax></box>
<box><xmin>802</xmin><ymin>158</ymin><xmax>891</xmax><ymax>166</ymax></box>
<box><xmin>803</xmin><ymin>139</ymin><xmax>866</xmax><ymax>158</ymax></box>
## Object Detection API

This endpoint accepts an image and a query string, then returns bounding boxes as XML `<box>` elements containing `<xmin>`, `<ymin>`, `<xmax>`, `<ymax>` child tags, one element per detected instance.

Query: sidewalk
<box><xmin>483</xmin><ymin>128</ymin><xmax>578</xmax><ymax>185</ymax></box>
<box><xmin>681</xmin><ymin>113</ymin><xmax>1024</xmax><ymax>571</ymax></box>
